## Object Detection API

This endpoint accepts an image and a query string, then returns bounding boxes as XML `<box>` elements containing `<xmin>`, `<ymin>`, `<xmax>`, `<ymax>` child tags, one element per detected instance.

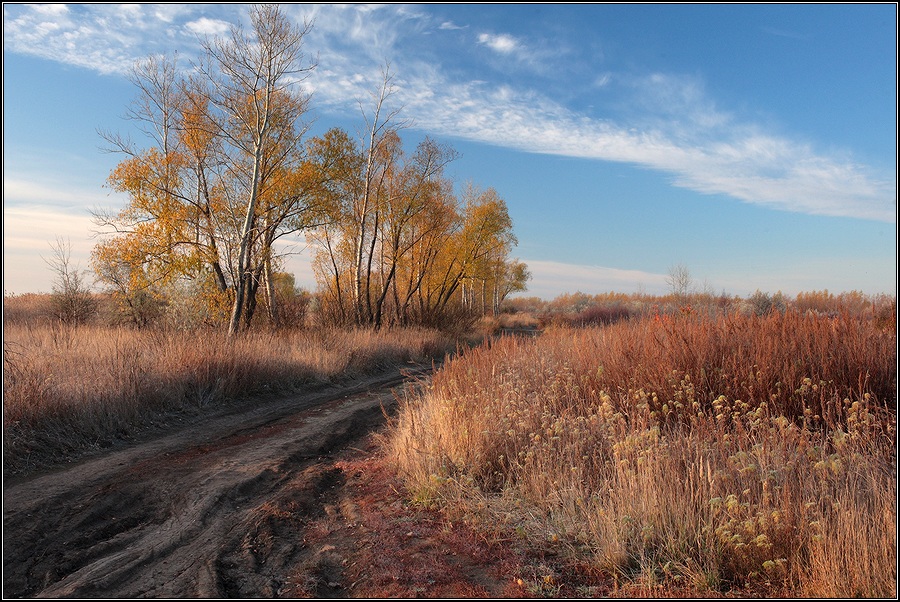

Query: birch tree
<box><xmin>94</xmin><ymin>5</ymin><xmax>317</xmax><ymax>333</ymax></box>
<box><xmin>195</xmin><ymin>4</ymin><xmax>315</xmax><ymax>334</ymax></box>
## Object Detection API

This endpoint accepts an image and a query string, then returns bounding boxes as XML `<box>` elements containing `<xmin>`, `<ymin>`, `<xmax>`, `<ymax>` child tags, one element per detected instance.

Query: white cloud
<box><xmin>4</xmin><ymin>4</ymin><xmax>895</xmax><ymax>224</ymax></box>
<box><xmin>185</xmin><ymin>17</ymin><xmax>231</xmax><ymax>37</ymax></box>
<box><xmin>299</xmin><ymin>9</ymin><xmax>896</xmax><ymax>223</ymax></box>
<box><xmin>385</xmin><ymin>67</ymin><xmax>894</xmax><ymax>222</ymax></box>
<box><xmin>593</xmin><ymin>73</ymin><xmax>612</xmax><ymax>88</ymax></box>
<box><xmin>477</xmin><ymin>32</ymin><xmax>519</xmax><ymax>54</ymax></box>
<box><xmin>522</xmin><ymin>260</ymin><xmax>669</xmax><ymax>298</ymax></box>
<box><xmin>3</xmin><ymin>205</ymin><xmax>98</xmax><ymax>294</ymax></box>
<box><xmin>32</xmin><ymin>4</ymin><xmax>69</xmax><ymax>17</ymax></box>
<box><xmin>152</xmin><ymin>4</ymin><xmax>193</xmax><ymax>24</ymax></box>
<box><xmin>521</xmin><ymin>256</ymin><xmax>896</xmax><ymax>299</ymax></box>
<box><xmin>2</xmin><ymin>3</ymin><xmax>225</xmax><ymax>74</ymax></box>
<box><xmin>119</xmin><ymin>4</ymin><xmax>143</xmax><ymax>19</ymax></box>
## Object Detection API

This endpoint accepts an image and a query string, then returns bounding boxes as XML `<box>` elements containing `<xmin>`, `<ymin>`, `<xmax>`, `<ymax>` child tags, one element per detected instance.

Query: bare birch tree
<box><xmin>351</xmin><ymin>65</ymin><xmax>409</xmax><ymax>325</ymax></box>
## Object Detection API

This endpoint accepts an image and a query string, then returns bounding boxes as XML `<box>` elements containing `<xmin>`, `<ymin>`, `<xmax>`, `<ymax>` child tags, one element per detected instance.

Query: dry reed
<box><xmin>3</xmin><ymin>323</ymin><xmax>453</xmax><ymax>475</ymax></box>
<box><xmin>386</xmin><ymin>311</ymin><xmax>896</xmax><ymax>596</ymax></box>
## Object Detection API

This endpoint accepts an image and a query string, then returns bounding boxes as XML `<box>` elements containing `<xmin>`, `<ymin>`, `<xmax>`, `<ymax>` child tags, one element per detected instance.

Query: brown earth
<box><xmin>3</xmin><ymin>364</ymin><xmax>551</xmax><ymax>599</ymax></box>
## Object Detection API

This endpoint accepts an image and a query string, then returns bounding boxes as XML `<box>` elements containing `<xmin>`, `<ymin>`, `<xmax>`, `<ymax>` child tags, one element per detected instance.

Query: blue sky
<box><xmin>3</xmin><ymin>3</ymin><xmax>897</xmax><ymax>299</ymax></box>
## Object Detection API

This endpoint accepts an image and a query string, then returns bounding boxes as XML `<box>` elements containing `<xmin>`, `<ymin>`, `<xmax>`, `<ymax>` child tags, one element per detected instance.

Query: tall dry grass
<box><xmin>3</xmin><ymin>323</ymin><xmax>453</xmax><ymax>475</ymax></box>
<box><xmin>386</xmin><ymin>311</ymin><xmax>896</xmax><ymax>596</ymax></box>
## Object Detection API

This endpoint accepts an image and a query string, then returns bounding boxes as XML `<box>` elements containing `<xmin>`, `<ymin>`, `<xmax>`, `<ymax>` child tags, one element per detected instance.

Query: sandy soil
<box><xmin>3</xmin><ymin>364</ymin><xmax>534</xmax><ymax>598</ymax></box>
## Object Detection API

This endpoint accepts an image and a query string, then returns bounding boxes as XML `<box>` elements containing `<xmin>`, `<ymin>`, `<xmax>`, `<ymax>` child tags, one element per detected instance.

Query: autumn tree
<box><xmin>94</xmin><ymin>54</ymin><xmax>209</xmax><ymax>308</ymax></box>
<box><xmin>92</xmin><ymin>9</ymin><xmax>527</xmax><ymax>333</ymax></box>
<box><xmin>348</xmin><ymin>67</ymin><xmax>407</xmax><ymax>326</ymax></box>
<box><xmin>305</xmin><ymin>66</ymin><xmax>528</xmax><ymax>330</ymax></box>
<box><xmin>417</xmin><ymin>184</ymin><xmax>520</xmax><ymax>327</ymax></box>
<box><xmin>92</xmin><ymin>244</ymin><xmax>166</xmax><ymax>327</ymax></box>
<box><xmin>192</xmin><ymin>4</ymin><xmax>315</xmax><ymax>334</ymax></box>
<box><xmin>490</xmin><ymin>258</ymin><xmax>531</xmax><ymax>316</ymax></box>
<box><xmin>305</xmin><ymin>127</ymin><xmax>363</xmax><ymax>325</ymax></box>
<box><xmin>308</xmin><ymin>130</ymin><xmax>527</xmax><ymax>329</ymax></box>
<box><xmin>93</xmin><ymin>5</ymin><xmax>317</xmax><ymax>334</ymax></box>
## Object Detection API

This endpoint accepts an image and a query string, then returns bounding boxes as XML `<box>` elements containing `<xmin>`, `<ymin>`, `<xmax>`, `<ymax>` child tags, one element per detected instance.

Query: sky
<box><xmin>3</xmin><ymin>3</ymin><xmax>897</xmax><ymax>300</ymax></box>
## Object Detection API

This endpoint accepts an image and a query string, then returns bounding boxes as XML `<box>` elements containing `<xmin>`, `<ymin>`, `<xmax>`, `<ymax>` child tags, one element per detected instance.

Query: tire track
<box><xmin>3</xmin><ymin>366</ymin><xmax>429</xmax><ymax>598</ymax></box>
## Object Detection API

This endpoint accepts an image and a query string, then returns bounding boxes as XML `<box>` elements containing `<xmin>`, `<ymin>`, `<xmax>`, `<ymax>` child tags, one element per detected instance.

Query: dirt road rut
<box><xmin>3</xmin><ymin>367</ymin><xmax>429</xmax><ymax>598</ymax></box>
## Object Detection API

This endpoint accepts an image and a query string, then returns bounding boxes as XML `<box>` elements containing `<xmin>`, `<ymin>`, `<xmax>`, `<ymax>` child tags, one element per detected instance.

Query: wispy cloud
<box><xmin>32</xmin><ymin>3</ymin><xmax>69</xmax><ymax>17</ymax></box>
<box><xmin>3</xmin><ymin>205</ymin><xmax>97</xmax><ymax>253</ymax></box>
<box><xmin>3</xmin><ymin>205</ymin><xmax>98</xmax><ymax>294</ymax></box>
<box><xmin>2</xmin><ymin>3</ymin><xmax>226</xmax><ymax>74</ymax></box>
<box><xmin>439</xmin><ymin>21</ymin><xmax>466</xmax><ymax>31</ymax></box>
<box><xmin>477</xmin><ymin>32</ymin><xmax>520</xmax><ymax>55</ymax></box>
<box><xmin>593</xmin><ymin>73</ymin><xmax>612</xmax><ymax>88</ymax></box>
<box><xmin>3</xmin><ymin>178</ymin><xmax>118</xmax><ymax>210</ymax></box>
<box><xmin>4</xmin><ymin>4</ymin><xmax>894</xmax><ymax>223</ymax></box>
<box><xmin>523</xmin><ymin>260</ymin><xmax>669</xmax><ymax>298</ymax></box>
<box><xmin>389</xmin><ymin>69</ymin><xmax>894</xmax><ymax>222</ymax></box>
<box><xmin>185</xmin><ymin>17</ymin><xmax>231</xmax><ymax>37</ymax></box>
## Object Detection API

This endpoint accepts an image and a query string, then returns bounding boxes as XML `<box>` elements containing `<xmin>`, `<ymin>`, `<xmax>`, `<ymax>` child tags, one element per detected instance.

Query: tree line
<box><xmin>91</xmin><ymin>5</ymin><xmax>528</xmax><ymax>334</ymax></box>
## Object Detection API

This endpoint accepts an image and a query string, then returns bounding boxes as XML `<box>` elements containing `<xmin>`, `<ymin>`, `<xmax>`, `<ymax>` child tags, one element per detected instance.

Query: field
<box><xmin>3</xmin><ymin>291</ymin><xmax>896</xmax><ymax>597</ymax></box>
<box><xmin>3</xmin><ymin>293</ymin><xmax>455</xmax><ymax>475</ymax></box>
<box><xmin>386</xmin><ymin>309</ymin><xmax>897</xmax><ymax>597</ymax></box>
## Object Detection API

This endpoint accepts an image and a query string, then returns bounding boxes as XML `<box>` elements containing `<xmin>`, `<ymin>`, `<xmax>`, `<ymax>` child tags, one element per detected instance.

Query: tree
<box><xmin>195</xmin><ymin>4</ymin><xmax>315</xmax><ymax>334</ymax></box>
<box><xmin>666</xmin><ymin>263</ymin><xmax>693</xmax><ymax>304</ymax></box>
<box><xmin>411</xmin><ymin>184</ymin><xmax>518</xmax><ymax>327</ymax></box>
<box><xmin>350</xmin><ymin>66</ymin><xmax>408</xmax><ymax>326</ymax></box>
<box><xmin>92</xmin><ymin>10</ymin><xmax>528</xmax><ymax>333</ymax></box>
<box><xmin>307</xmin><ymin>131</ymin><xmax>526</xmax><ymax>329</ymax></box>
<box><xmin>491</xmin><ymin>258</ymin><xmax>531</xmax><ymax>316</ymax></box>
<box><xmin>94</xmin><ymin>5</ymin><xmax>317</xmax><ymax>335</ymax></box>
<box><xmin>44</xmin><ymin>237</ymin><xmax>97</xmax><ymax>325</ymax></box>
<box><xmin>92</xmin><ymin>240</ymin><xmax>166</xmax><ymax>327</ymax></box>
<box><xmin>306</xmin><ymin>127</ymin><xmax>365</xmax><ymax>325</ymax></box>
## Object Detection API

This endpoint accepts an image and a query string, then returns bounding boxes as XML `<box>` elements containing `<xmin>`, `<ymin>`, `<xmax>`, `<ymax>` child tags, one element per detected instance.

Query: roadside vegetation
<box><xmin>3</xmin><ymin>293</ymin><xmax>455</xmax><ymax>476</ymax></box>
<box><xmin>386</xmin><ymin>297</ymin><xmax>896</xmax><ymax>597</ymax></box>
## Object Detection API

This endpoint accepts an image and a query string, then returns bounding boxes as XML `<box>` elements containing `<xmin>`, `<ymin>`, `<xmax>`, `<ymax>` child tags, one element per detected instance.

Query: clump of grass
<box><xmin>385</xmin><ymin>311</ymin><xmax>896</xmax><ymax>597</ymax></box>
<box><xmin>3</xmin><ymin>324</ymin><xmax>453</xmax><ymax>475</ymax></box>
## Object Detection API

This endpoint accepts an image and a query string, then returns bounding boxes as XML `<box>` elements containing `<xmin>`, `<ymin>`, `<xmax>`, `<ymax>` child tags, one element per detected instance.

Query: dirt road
<box><xmin>4</xmin><ymin>364</ymin><xmax>518</xmax><ymax>598</ymax></box>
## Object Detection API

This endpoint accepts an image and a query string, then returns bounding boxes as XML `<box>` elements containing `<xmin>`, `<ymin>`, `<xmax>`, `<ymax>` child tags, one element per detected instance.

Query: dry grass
<box><xmin>386</xmin><ymin>311</ymin><xmax>896</xmax><ymax>597</ymax></box>
<box><xmin>3</xmin><ymin>323</ymin><xmax>454</xmax><ymax>475</ymax></box>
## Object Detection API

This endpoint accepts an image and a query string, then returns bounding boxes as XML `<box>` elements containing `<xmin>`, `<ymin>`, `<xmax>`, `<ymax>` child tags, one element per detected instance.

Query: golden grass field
<box><xmin>4</xmin><ymin>291</ymin><xmax>896</xmax><ymax>596</ymax></box>
<box><xmin>386</xmin><ymin>310</ymin><xmax>896</xmax><ymax>597</ymax></box>
<box><xmin>3</xmin><ymin>314</ymin><xmax>454</xmax><ymax>474</ymax></box>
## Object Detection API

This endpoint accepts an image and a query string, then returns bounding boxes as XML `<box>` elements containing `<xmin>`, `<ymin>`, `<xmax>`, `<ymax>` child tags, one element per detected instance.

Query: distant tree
<box><xmin>744</xmin><ymin>289</ymin><xmax>787</xmax><ymax>316</ymax></box>
<box><xmin>44</xmin><ymin>237</ymin><xmax>97</xmax><ymax>325</ymax></box>
<box><xmin>308</xmin><ymin>140</ymin><xmax>525</xmax><ymax>329</ymax></box>
<box><xmin>666</xmin><ymin>263</ymin><xmax>693</xmax><ymax>303</ymax></box>
<box><xmin>491</xmin><ymin>258</ymin><xmax>530</xmax><ymax>316</ymax></box>
<box><xmin>91</xmin><ymin>248</ymin><xmax>166</xmax><ymax>327</ymax></box>
<box><xmin>269</xmin><ymin>271</ymin><xmax>310</xmax><ymax>328</ymax></box>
